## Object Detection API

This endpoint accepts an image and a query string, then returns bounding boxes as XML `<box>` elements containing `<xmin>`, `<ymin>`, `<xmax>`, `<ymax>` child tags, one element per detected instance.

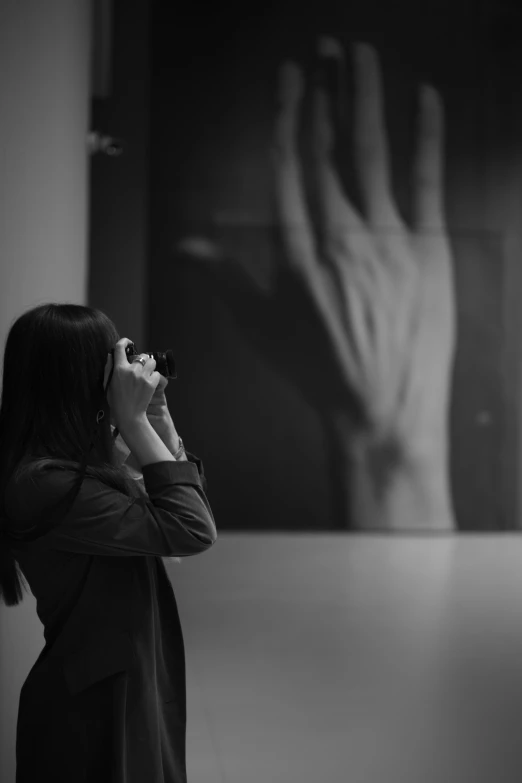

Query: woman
<box><xmin>0</xmin><ymin>302</ymin><xmax>217</xmax><ymax>783</ymax></box>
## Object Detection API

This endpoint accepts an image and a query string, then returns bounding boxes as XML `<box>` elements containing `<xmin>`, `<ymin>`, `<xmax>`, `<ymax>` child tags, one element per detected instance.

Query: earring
<box><xmin>96</xmin><ymin>410</ymin><xmax>105</xmax><ymax>424</ymax></box>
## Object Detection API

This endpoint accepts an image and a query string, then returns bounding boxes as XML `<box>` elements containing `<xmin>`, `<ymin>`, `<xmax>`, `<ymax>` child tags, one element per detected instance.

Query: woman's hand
<box><xmin>147</xmin><ymin>370</ymin><xmax>168</xmax><ymax>404</ymax></box>
<box><xmin>120</xmin><ymin>363</ymin><xmax>181</xmax><ymax>460</ymax></box>
<box><xmin>143</xmin><ymin>374</ymin><xmax>181</xmax><ymax>454</ymax></box>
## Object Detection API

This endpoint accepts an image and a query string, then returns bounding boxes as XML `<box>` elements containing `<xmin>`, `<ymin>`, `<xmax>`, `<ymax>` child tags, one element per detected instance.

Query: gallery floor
<box><xmin>174</xmin><ymin>533</ymin><xmax>522</xmax><ymax>783</ymax></box>
<box><xmin>3</xmin><ymin>533</ymin><xmax>522</xmax><ymax>782</ymax></box>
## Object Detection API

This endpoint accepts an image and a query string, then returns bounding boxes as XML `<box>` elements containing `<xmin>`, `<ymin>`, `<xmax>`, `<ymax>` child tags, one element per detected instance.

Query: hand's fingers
<box><xmin>273</xmin><ymin>62</ymin><xmax>362</xmax><ymax>391</ymax></box>
<box><xmin>413</xmin><ymin>85</ymin><xmax>445</xmax><ymax>232</ymax></box>
<box><xmin>352</xmin><ymin>43</ymin><xmax>398</xmax><ymax>228</ymax></box>
<box><xmin>273</xmin><ymin>62</ymin><xmax>318</xmax><ymax>278</ymax></box>
<box><xmin>150</xmin><ymin>375</ymin><xmax>168</xmax><ymax>393</ymax></box>
<box><xmin>317</xmin><ymin>36</ymin><xmax>347</xmax><ymax>127</ymax></box>
<box><xmin>312</xmin><ymin>84</ymin><xmax>366</xmax><ymax>249</ymax></box>
<box><xmin>312</xmin><ymin>84</ymin><xmax>391</xmax><ymax>323</ymax></box>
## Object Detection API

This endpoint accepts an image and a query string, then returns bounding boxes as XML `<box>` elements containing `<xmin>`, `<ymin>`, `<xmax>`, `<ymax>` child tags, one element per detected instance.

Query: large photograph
<box><xmin>147</xmin><ymin>0</ymin><xmax>522</xmax><ymax>532</ymax></box>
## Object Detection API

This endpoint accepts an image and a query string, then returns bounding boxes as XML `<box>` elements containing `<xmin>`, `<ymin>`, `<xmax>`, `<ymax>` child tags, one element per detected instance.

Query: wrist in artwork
<box><xmin>329</xmin><ymin>412</ymin><xmax>454</xmax><ymax>530</ymax></box>
<box><xmin>347</xmin><ymin>439</ymin><xmax>454</xmax><ymax>531</ymax></box>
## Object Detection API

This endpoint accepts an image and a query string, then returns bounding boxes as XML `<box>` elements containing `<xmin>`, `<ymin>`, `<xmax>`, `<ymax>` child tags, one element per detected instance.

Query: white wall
<box><xmin>0</xmin><ymin>1</ymin><xmax>91</xmax><ymax>781</ymax></box>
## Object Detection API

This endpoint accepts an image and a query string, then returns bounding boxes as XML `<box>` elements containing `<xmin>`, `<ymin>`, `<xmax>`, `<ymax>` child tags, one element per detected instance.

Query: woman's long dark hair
<box><xmin>0</xmin><ymin>303</ymin><xmax>142</xmax><ymax>607</ymax></box>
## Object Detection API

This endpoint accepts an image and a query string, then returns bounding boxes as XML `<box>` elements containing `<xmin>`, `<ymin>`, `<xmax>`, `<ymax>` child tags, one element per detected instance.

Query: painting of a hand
<box><xmin>179</xmin><ymin>41</ymin><xmax>457</xmax><ymax>531</ymax></box>
<box><xmin>274</xmin><ymin>42</ymin><xmax>456</xmax><ymax>520</ymax></box>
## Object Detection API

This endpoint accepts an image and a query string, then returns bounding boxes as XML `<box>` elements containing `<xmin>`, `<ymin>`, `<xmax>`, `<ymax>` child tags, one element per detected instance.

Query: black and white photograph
<box><xmin>2</xmin><ymin>1</ymin><xmax>522</xmax><ymax>782</ymax></box>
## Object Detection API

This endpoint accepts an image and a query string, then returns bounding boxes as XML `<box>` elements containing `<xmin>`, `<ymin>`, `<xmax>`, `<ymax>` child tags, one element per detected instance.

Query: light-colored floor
<box><xmin>173</xmin><ymin>534</ymin><xmax>522</xmax><ymax>783</ymax></box>
<box><xmin>3</xmin><ymin>533</ymin><xmax>522</xmax><ymax>782</ymax></box>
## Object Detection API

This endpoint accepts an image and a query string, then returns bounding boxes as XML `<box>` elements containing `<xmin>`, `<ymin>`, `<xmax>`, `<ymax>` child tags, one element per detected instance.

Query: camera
<box><xmin>111</xmin><ymin>342</ymin><xmax>177</xmax><ymax>379</ymax></box>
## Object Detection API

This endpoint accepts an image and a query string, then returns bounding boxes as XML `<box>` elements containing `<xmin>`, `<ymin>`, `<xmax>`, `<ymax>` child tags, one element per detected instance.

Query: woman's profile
<box><xmin>0</xmin><ymin>302</ymin><xmax>217</xmax><ymax>783</ymax></box>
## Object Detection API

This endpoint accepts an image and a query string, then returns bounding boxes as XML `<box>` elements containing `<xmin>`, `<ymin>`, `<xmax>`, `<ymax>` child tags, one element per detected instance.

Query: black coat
<box><xmin>4</xmin><ymin>449</ymin><xmax>217</xmax><ymax>783</ymax></box>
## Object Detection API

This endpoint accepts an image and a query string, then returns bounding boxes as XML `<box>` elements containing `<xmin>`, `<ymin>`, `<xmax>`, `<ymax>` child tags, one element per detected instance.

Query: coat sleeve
<box><xmin>5</xmin><ymin>460</ymin><xmax>217</xmax><ymax>558</ymax></box>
